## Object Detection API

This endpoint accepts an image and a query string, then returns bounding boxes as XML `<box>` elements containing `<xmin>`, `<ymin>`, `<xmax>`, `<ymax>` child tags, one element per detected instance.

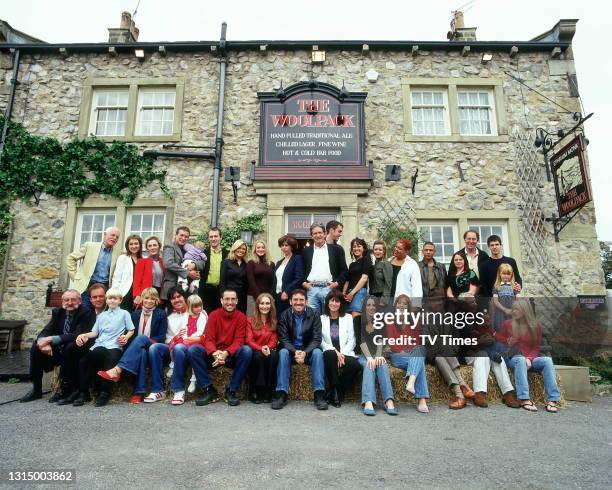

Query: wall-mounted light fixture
<box><xmin>385</xmin><ymin>164</ymin><xmax>401</xmax><ymax>181</ymax></box>
<box><xmin>135</xmin><ymin>49</ymin><xmax>145</xmax><ymax>60</ymax></box>
<box><xmin>481</xmin><ymin>52</ymin><xmax>493</xmax><ymax>64</ymax></box>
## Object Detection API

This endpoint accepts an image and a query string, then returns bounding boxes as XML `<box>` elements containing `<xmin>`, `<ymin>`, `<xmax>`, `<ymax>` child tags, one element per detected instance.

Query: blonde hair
<box><xmin>511</xmin><ymin>298</ymin><xmax>539</xmax><ymax>340</ymax></box>
<box><xmin>187</xmin><ymin>294</ymin><xmax>203</xmax><ymax>315</ymax></box>
<box><xmin>251</xmin><ymin>239</ymin><xmax>271</xmax><ymax>263</ymax></box>
<box><xmin>251</xmin><ymin>293</ymin><xmax>277</xmax><ymax>331</ymax></box>
<box><xmin>140</xmin><ymin>288</ymin><xmax>160</xmax><ymax>305</ymax></box>
<box><xmin>228</xmin><ymin>240</ymin><xmax>248</xmax><ymax>261</ymax></box>
<box><xmin>194</xmin><ymin>240</ymin><xmax>206</xmax><ymax>250</ymax></box>
<box><xmin>495</xmin><ymin>263</ymin><xmax>515</xmax><ymax>289</ymax></box>
<box><xmin>105</xmin><ymin>288</ymin><xmax>123</xmax><ymax>300</ymax></box>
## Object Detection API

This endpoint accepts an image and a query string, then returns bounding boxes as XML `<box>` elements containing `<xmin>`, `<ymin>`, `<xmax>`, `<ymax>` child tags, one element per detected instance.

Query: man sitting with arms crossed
<box><xmin>272</xmin><ymin>289</ymin><xmax>328</xmax><ymax>410</ymax></box>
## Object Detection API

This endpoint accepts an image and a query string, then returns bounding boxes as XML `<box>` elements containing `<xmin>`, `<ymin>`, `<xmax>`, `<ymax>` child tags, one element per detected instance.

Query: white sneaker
<box><xmin>172</xmin><ymin>390</ymin><xmax>185</xmax><ymax>405</ymax></box>
<box><xmin>188</xmin><ymin>379</ymin><xmax>197</xmax><ymax>393</ymax></box>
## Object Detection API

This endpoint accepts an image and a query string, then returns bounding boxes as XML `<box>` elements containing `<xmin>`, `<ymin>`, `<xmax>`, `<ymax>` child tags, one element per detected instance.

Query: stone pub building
<box><xmin>0</xmin><ymin>13</ymin><xmax>605</xmax><ymax>341</ymax></box>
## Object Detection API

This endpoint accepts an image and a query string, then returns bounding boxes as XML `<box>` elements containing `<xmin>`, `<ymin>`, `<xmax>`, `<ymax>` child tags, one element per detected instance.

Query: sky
<box><xmin>3</xmin><ymin>0</ymin><xmax>611</xmax><ymax>240</ymax></box>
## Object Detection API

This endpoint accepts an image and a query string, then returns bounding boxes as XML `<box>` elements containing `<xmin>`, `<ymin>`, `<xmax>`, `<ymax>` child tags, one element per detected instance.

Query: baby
<box><xmin>178</xmin><ymin>240</ymin><xmax>208</xmax><ymax>293</ymax></box>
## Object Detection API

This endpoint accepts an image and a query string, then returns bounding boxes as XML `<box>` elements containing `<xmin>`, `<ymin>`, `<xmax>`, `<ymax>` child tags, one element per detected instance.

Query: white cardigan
<box><xmin>111</xmin><ymin>254</ymin><xmax>135</xmax><ymax>297</ymax></box>
<box><xmin>166</xmin><ymin>311</ymin><xmax>207</xmax><ymax>343</ymax></box>
<box><xmin>392</xmin><ymin>256</ymin><xmax>423</xmax><ymax>307</ymax></box>
<box><xmin>320</xmin><ymin>313</ymin><xmax>356</xmax><ymax>357</ymax></box>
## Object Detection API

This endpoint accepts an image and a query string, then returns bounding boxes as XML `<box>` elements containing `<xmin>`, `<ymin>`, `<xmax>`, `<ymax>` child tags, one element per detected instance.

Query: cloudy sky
<box><xmin>3</xmin><ymin>0</ymin><xmax>610</xmax><ymax>240</ymax></box>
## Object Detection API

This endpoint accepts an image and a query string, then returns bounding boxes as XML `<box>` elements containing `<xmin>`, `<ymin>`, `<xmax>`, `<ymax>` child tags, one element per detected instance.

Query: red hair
<box><xmin>396</xmin><ymin>238</ymin><xmax>412</xmax><ymax>253</ymax></box>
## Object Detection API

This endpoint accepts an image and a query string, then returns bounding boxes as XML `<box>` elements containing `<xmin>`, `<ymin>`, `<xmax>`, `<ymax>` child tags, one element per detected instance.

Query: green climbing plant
<box><xmin>0</xmin><ymin>116</ymin><xmax>170</xmax><ymax>264</ymax></box>
<box><xmin>195</xmin><ymin>214</ymin><xmax>265</xmax><ymax>251</ymax></box>
<box><xmin>377</xmin><ymin>217</ymin><xmax>421</xmax><ymax>260</ymax></box>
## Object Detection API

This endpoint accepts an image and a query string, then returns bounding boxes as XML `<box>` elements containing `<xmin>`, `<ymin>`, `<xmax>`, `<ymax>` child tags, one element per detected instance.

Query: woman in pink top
<box><xmin>496</xmin><ymin>299</ymin><xmax>560</xmax><ymax>412</ymax></box>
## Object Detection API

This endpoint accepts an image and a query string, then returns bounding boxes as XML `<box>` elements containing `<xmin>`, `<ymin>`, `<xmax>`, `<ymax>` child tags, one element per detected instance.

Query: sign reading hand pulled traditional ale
<box><xmin>258</xmin><ymin>81</ymin><xmax>366</xmax><ymax>166</ymax></box>
<box><xmin>550</xmin><ymin>135</ymin><xmax>592</xmax><ymax>217</ymax></box>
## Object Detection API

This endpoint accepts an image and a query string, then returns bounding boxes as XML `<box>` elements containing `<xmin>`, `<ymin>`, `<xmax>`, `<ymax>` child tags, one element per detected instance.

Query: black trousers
<box><xmin>60</xmin><ymin>341</ymin><xmax>93</xmax><ymax>393</ymax></box>
<box><xmin>79</xmin><ymin>346</ymin><xmax>122</xmax><ymax>395</ymax></box>
<box><xmin>322</xmin><ymin>350</ymin><xmax>361</xmax><ymax>394</ymax></box>
<box><xmin>29</xmin><ymin>341</ymin><xmax>62</xmax><ymax>394</ymax></box>
<box><xmin>236</xmin><ymin>287</ymin><xmax>247</xmax><ymax>314</ymax></box>
<box><xmin>200</xmin><ymin>284</ymin><xmax>221</xmax><ymax>314</ymax></box>
<box><xmin>249</xmin><ymin>350</ymin><xmax>279</xmax><ymax>391</ymax></box>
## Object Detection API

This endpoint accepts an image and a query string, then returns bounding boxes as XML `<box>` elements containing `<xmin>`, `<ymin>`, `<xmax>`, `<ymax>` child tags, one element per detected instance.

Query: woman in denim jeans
<box><xmin>387</xmin><ymin>294</ymin><xmax>430</xmax><ymax>413</ymax></box>
<box><xmin>358</xmin><ymin>296</ymin><xmax>397</xmax><ymax>416</ymax></box>
<box><xmin>496</xmin><ymin>298</ymin><xmax>560</xmax><ymax>413</ymax></box>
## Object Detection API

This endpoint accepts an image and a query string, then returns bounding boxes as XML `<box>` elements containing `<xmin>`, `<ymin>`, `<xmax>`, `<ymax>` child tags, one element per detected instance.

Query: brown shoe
<box><xmin>460</xmin><ymin>384</ymin><xmax>475</xmax><ymax>399</ymax></box>
<box><xmin>502</xmin><ymin>390</ymin><xmax>521</xmax><ymax>408</ymax></box>
<box><xmin>473</xmin><ymin>391</ymin><xmax>488</xmax><ymax>408</ymax></box>
<box><xmin>448</xmin><ymin>397</ymin><xmax>467</xmax><ymax>410</ymax></box>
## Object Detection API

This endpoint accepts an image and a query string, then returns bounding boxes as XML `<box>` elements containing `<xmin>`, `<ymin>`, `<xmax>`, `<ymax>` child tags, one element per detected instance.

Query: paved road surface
<box><xmin>1</xmin><ymin>383</ymin><xmax>611</xmax><ymax>489</ymax></box>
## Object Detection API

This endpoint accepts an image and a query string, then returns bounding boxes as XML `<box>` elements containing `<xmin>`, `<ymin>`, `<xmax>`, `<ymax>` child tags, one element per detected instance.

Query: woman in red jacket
<box><xmin>133</xmin><ymin>236</ymin><xmax>165</xmax><ymax>307</ymax></box>
<box><xmin>496</xmin><ymin>298</ymin><xmax>560</xmax><ymax>412</ymax></box>
<box><xmin>246</xmin><ymin>293</ymin><xmax>278</xmax><ymax>404</ymax></box>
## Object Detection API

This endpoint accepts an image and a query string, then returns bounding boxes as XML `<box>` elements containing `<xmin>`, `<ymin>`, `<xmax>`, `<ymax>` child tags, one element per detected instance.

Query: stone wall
<box><xmin>0</xmin><ymin>45</ymin><xmax>605</xmax><ymax>341</ymax></box>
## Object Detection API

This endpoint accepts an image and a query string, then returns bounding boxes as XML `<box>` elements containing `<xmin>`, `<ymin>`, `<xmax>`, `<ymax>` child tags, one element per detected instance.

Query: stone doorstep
<box><xmin>554</xmin><ymin>365</ymin><xmax>591</xmax><ymax>402</ymax></box>
<box><xmin>50</xmin><ymin>364</ymin><xmax>564</xmax><ymax>406</ymax></box>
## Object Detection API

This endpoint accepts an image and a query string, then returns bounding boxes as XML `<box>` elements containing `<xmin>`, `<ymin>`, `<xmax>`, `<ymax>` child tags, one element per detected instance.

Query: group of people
<box><xmin>19</xmin><ymin>221</ymin><xmax>561</xmax><ymax>415</ymax></box>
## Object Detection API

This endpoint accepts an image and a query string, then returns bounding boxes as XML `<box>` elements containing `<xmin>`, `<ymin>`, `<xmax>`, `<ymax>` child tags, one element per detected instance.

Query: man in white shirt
<box><xmin>302</xmin><ymin>223</ymin><xmax>348</xmax><ymax>314</ymax></box>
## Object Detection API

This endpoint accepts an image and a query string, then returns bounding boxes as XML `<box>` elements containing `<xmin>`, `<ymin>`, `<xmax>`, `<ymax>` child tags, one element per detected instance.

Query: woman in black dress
<box><xmin>219</xmin><ymin>240</ymin><xmax>248</xmax><ymax>314</ymax></box>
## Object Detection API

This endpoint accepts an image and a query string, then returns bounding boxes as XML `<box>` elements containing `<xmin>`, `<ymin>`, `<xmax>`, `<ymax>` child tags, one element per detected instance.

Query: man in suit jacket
<box><xmin>162</xmin><ymin>226</ymin><xmax>206</xmax><ymax>301</ymax></box>
<box><xmin>301</xmin><ymin>223</ymin><xmax>348</xmax><ymax>314</ymax></box>
<box><xmin>66</xmin><ymin>227</ymin><xmax>120</xmax><ymax>311</ymax></box>
<box><xmin>199</xmin><ymin>227</ymin><xmax>228</xmax><ymax>313</ymax></box>
<box><xmin>455</xmin><ymin>230</ymin><xmax>490</xmax><ymax>280</ymax></box>
<box><xmin>20</xmin><ymin>289</ymin><xmax>96</xmax><ymax>403</ymax></box>
<box><xmin>271</xmin><ymin>289</ymin><xmax>328</xmax><ymax>411</ymax></box>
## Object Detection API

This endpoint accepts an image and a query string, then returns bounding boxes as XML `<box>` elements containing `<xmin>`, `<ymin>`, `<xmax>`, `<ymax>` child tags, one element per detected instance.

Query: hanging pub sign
<box><xmin>550</xmin><ymin>135</ymin><xmax>592</xmax><ymax>217</ymax></box>
<box><xmin>258</xmin><ymin>81</ymin><xmax>366</xmax><ymax>166</ymax></box>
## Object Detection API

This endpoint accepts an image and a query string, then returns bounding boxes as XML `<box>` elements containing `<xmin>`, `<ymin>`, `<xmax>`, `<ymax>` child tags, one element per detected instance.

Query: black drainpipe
<box><xmin>211</xmin><ymin>22</ymin><xmax>228</xmax><ymax>228</ymax></box>
<box><xmin>0</xmin><ymin>49</ymin><xmax>21</xmax><ymax>162</ymax></box>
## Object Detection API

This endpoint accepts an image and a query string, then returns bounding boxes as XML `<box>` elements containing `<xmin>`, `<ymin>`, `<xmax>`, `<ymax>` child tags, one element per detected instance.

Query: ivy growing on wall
<box><xmin>196</xmin><ymin>214</ymin><xmax>265</xmax><ymax>251</ymax></box>
<box><xmin>0</xmin><ymin>116</ymin><xmax>170</xmax><ymax>262</ymax></box>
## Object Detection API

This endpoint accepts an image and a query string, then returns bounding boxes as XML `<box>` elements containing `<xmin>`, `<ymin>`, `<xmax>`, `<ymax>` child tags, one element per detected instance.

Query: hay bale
<box><xmin>50</xmin><ymin>358</ymin><xmax>564</xmax><ymax>407</ymax></box>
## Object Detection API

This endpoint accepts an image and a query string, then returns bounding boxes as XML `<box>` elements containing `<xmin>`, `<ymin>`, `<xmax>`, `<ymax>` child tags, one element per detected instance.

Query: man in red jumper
<box><xmin>190</xmin><ymin>289</ymin><xmax>253</xmax><ymax>406</ymax></box>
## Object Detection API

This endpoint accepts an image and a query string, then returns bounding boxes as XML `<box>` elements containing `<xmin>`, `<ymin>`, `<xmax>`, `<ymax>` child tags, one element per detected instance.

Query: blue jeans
<box><xmin>188</xmin><ymin>344</ymin><xmax>253</xmax><ymax>392</ymax></box>
<box><xmin>117</xmin><ymin>335</ymin><xmax>152</xmax><ymax>394</ymax></box>
<box><xmin>276</xmin><ymin>347</ymin><xmax>325</xmax><ymax>393</ymax></box>
<box><xmin>148</xmin><ymin>342</ymin><xmax>170</xmax><ymax>393</ymax></box>
<box><xmin>390</xmin><ymin>347</ymin><xmax>429</xmax><ymax>399</ymax></box>
<box><xmin>507</xmin><ymin>355</ymin><xmax>560</xmax><ymax>401</ymax></box>
<box><xmin>347</xmin><ymin>288</ymin><xmax>367</xmax><ymax>314</ymax></box>
<box><xmin>307</xmin><ymin>286</ymin><xmax>330</xmax><ymax>314</ymax></box>
<box><xmin>358</xmin><ymin>355</ymin><xmax>394</xmax><ymax>405</ymax></box>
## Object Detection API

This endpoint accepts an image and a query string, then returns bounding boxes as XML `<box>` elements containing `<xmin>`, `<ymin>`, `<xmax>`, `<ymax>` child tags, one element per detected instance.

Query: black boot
<box><xmin>20</xmin><ymin>389</ymin><xmax>42</xmax><ymax>403</ymax></box>
<box><xmin>196</xmin><ymin>385</ymin><xmax>219</xmax><ymax>406</ymax></box>
<box><xmin>314</xmin><ymin>390</ymin><xmax>329</xmax><ymax>410</ymax></box>
<box><xmin>353</xmin><ymin>316</ymin><xmax>362</xmax><ymax>355</ymax></box>
<box><xmin>326</xmin><ymin>387</ymin><xmax>341</xmax><ymax>408</ymax></box>
<box><xmin>57</xmin><ymin>390</ymin><xmax>79</xmax><ymax>406</ymax></box>
<box><xmin>271</xmin><ymin>391</ymin><xmax>288</xmax><ymax>410</ymax></box>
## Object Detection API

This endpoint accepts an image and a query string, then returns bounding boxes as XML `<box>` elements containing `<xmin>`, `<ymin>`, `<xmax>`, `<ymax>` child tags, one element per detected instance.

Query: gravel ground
<box><xmin>1</xmin><ymin>382</ymin><xmax>611</xmax><ymax>489</ymax></box>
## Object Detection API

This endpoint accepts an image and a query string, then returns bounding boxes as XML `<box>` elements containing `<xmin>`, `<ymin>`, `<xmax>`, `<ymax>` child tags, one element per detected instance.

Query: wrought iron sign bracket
<box><xmin>546</xmin><ymin>204</ymin><xmax>586</xmax><ymax>242</ymax></box>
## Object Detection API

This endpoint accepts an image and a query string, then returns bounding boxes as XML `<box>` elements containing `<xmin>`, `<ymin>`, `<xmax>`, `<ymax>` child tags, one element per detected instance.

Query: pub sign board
<box><xmin>550</xmin><ymin>135</ymin><xmax>592</xmax><ymax>217</ymax></box>
<box><xmin>258</xmin><ymin>81</ymin><xmax>366</xmax><ymax>166</ymax></box>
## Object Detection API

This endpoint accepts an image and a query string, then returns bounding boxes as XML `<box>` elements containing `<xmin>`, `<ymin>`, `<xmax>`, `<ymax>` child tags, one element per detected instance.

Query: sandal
<box><xmin>520</xmin><ymin>400</ymin><xmax>538</xmax><ymax>412</ymax></box>
<box><xmin>172</xmin><ymin>391</ymin><xmax>185</xmax><ymax>406</ymax></box>
<box><xmin>143</xmin><ymin>392</ymin><xmax>165</xmax><ymax>403</ymax></box>
<box><xmin>545</xmin><ymin>401</ymin><xmax>559</xmax><ymax>413</ymax></box>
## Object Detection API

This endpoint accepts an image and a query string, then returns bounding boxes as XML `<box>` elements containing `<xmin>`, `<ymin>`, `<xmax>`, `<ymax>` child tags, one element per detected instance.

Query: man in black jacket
<box><xmin>20</xmin><ymin>289</ymin><xmax>95</xmax><ymax>403</ymax></box>
<box><xmin>271</xmin><ymin>289</ymin><xmax>327</xmax><ymax>410</ymax></box>
<box><xmin>418</xmin><ymin>242</ymin><xmax>448</xmax><ymax>305</ymax></box>
<box><xmin>199</xmin><ymin>227</ymin><xmax>228</xmax><ymax>313</ymax></box>
<box><xmin>302</xmin><ymin>223</ymin><xmax>348</xmax><ymax>314</ymax></box>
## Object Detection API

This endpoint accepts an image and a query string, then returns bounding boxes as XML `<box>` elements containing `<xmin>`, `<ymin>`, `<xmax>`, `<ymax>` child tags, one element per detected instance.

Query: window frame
<box><xmin>402</xmin><ymin>77</ymin><xmax>508</xmax><ymax>143</ymax></box>
<box><xmin>88</xmin><ymin>89</ymin><xmax>129</xmax><ymax>137</ymax></box>
<box><xmin>410</xmin><ymin>88</ymin><xmax>451</xmax><ymax>136</ymax></box>
<box><xmin>285</xmin><ymin>210</ymin><xmax>339</xmax><ymax>239</ymax></box>
<box><xmin>417</xmin><ymin>221</ymin><xmax>460</xmax><ymax>266</ymax></box>
<box><xmin>125</xmin><ymin>209</ymin><xmax>168</xmax><ymax>245</ymax></box>
<box><xmin>61</xmin><ymin>197</ymin><xmax>175</xmax><ymax>288</ymax></box>
<box><xmin>74</xmin><ymin>210</ymin><xmax>117</xmax><ymax>248</ymax></box>
<box><xmin>79</xmin><ymin>77</ymin><xmax>184</xmax><ymax>142</ymax></box>
<box><xmin>135</xmin><ymin>87</ymin><xmax>177</xmax><ymax>137</ymax></box>
<box><xmin>457</xmin><ymin>88</ymin><xmax>498</xmax><ymax>136</ymax></box>
<box><xmin>467</xmin><ymin>221</ymin><xmax>510</xmax><ymax>256</ymax></box>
